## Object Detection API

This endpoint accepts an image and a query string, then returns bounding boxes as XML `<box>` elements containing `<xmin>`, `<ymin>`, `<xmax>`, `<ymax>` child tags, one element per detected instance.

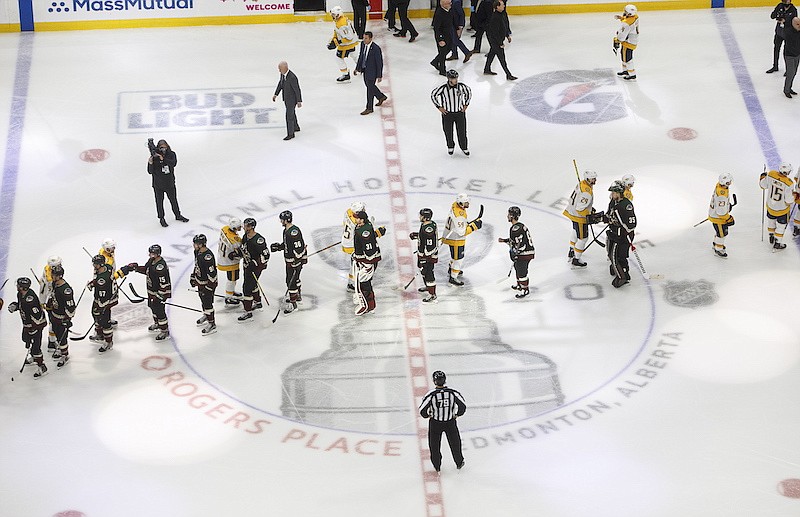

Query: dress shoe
<box><xmin>176</xmin><ymin>215</ymin><xmax>189</xmax><ymax>222</ymax></box>
<box><xmin>159</xmin><ymin>218</ymin><xmax>168</xmax><ymax>227</ymax></box>
<box><xmin>506</xmin><ymin>75</ymin><xmax>518</xmax><ymax>81</ymax></box>
<box><xmin>430</xmin><ymin>60</ymin><xmax>439</xmax><ymax>70</ymax></box>
<box><xmin>766</xmin><ymin>67</ymin><xmax>778</xmax><ymax>73</ymax></box>
<box><xmin>283</xmin><ymin>135</ymin><xmax>295</xmax><ymax>140</ymax></box>
<box><xmin>361</xmin><ymin>109</ymin><xmax>373</xmax><ymax>115</ymax></box>
<box><xmin>463</xmin><ymin>52</ymin><xmax>473</xmax><ymax>63</ymax></box>
<box><xmin>393</xmin><ymin>32</ymin><xmax>406</xmax><ymax>37</ymax></box>
<box><xmin>408</xmin><ymin>36</ymin><xmax>417</xmax><ymax>42</ymax></box>
<box><xmin>376</xmin><ymin>96</ymin><xmax>388</xmax><ymax>106</ymax></box>
<box><xmin>446</xmin><ymin>55</ymin><xmax>457</xmax><ymax>61</ymax></box>
<box><xmin>785</xmin><ymin>91</ymin><xmax>793</xmax><ymax>98</ymax></box>
<box><xmin>484</xmin><ymin>70</ymin><xmax>497</xmax><ymax>75</ymax></box>
<box><xmin>791</xmin><ymin>90</ymin><xmax>798</xmax><ymax>95</ymax></box>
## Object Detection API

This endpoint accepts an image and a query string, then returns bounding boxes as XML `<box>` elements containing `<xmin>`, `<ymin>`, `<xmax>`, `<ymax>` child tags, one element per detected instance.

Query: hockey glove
<box><xmin>377</xmin><ymin>226</ymin><xmax>387</xmax><ymax>236</ymax></box>
<box><xmin>86</xmin><ymin>280</ymin><xmax>94</xmax><ymax>291</ymax></box>
<box><xmin>327</xmin><ymin>41</ymin><xmax>337</xmax><ymax>50</ymax></box>
<box><xmin>613</xmin><ymin>40</ymin><xmax>620</xmax><ymax>55</ymax></box>
<box><xmin>270</xmin><ymin>242</ymin><xmax>285</xmax><ymax>253</ymax></box>
<box><xmin>509</xmin><ymin>248</ymin><xmax>519</xmax><ymax>261</ymax></box>
<box><xmin>409</xmin><ymin>232</ymin><xmax>419</xmax><ymax>240</ymax></box>
<box><xmin>190</xmin><ymin>276</ymin><xmax>198</xmax><ymax>287</ymax></box>
<box><xmin>760</xmin><ymin>172</ymin><xmax>767</xmax><ymax>180</ymax></box>
<box><xmin>0</xmin><ymin>298</ymin><xmax>3</xmax><ymax>311</ymax></box>
<box><xmin>8</xmin><ymin>301</ymin><xmax>18</xmax><ymax>313</ymax></box>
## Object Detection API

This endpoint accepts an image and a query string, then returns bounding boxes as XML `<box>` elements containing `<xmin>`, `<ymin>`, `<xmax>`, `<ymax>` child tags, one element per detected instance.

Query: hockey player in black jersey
<box><xmin>270</xmin><ymin>210</ymin><xmax>308</xmax><ymax>314</ymax></box>
<box><xmin>88</xmin><ymin>254</ymin><xmax>118</xmax><ymax>352</ymax></box>
<box><xmin>498</xmin><ymin>206</ymin><xmax>535</xmax><ymax>298</ymax></box>
<box><xmin>410</xmin><ymin>208</ymin><xmax>439</xmax><ymax>304</ymax></box>
<box><xmin>191</xmin><ymin>234</ymin><xmax>218</xmax><ymax>335</ymax></box>
<box><xmin>603</xmin><ymin>181</ymin><xmax>637</xmax><ymax>288</ymax></box>
<box><xmin>49</xmin><ymin>265</ymin><xmax>76</xmax><ymax>367</ymax></box>
<box><xmin>234</xmin><ymin>218</ymin><xmax>270</xmax><ymax>322</ymax></box>
<box><xmin>122</xmin><ymin>244</ymin><xmax>172</xmax><ymax>340</ymax></box>
<box><xmin>353</xmin><ymin>210</ymin><xmax>385</xmax><ymax>315</ymax></box>
<box><xmin>8</xmin><ymin>277</ymin><xmax>48</xmax><ymax>378</ymax></box>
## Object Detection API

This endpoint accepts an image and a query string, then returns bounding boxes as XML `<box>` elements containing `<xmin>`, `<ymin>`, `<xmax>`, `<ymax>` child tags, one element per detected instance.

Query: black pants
<box><xmin>197</xmin><ymin>284</ymin><xmax>216</xmax><ymax>323</ymax></box>
<box><xmin>364</xmin><ymin>76</ymin><xmax>386</xmax><ymax>109</ymax></box>
<box><xmin>485</xmin><ymin>43</ymin><xmax>512</xmax><ymax>76</ymax></box>
<box><xmin>24</xmin><ymin>327</ymin><xmax>44</xmax><ymax>365</ymax></box>
<box><xmin>472</xmin><ymin>28</ymin><xmax>485</xmax><ymax>52</ymax></box>
<box><xmin>351</xmin><ymin>0</ymin><xmax>367</xmax><ymax>38</ymax></box>
<box><xmin>284</xmin><ymin>102</ymin><xmax>300</xmax><ymax>137</ymax></box>
<box><xmin>432</xmin><ymin>41</ymin><xmax>451</xmax><ymax>75</ymax></box>
<box><xmin>428</xmin><ymin>418</ymin><xmax>464</xmax><ymax>470</ymax></box>
<box><xmin>514</xmin><ymin>257</ymin><xmax>531</xmax><ymax>283</ymax></box>
<box><xmin>92</xmin><ymin>304</ymin><xmax>114</xmax><ymax>342</ymax></box>
<box><xmin>441</xmin><ymin>111</ymin><xmax>468</xmax><ymax>150</ymax></box>
<box><xmin>52</xmin><ymin>317</ymin><xmax>70</xmax><ymax>355</ymax></box>
<box><xmin>242</xmin><ymin>265</ymin><xmax>264</xmax><ymax>311</ymax></box>
<box><xmin>153</xmin><ymin>182</ymin><xmax>181</xmax><ymax>220</ymax></box>
<box><xmin>774</xmin><ymin>31</ymin><xmax>785</xmax><ymax>68</ymax></box>
<box><xmin>148</xmin><ymin>296</ymin><xmax>168</xmax><ymax>330</ymax></box>
<box><xmin>607</xmin><ymin>235</ymin><xmax>630</xmax><ymax>282</ymax></box>
<box><xmin>397</xmin><ymin>0</ymin><xmax>417</xmax><ymax>37</ymax></box>
<box><xmin>285</xmin><ymin>263</ymin><xmax>302</xmax><ymax>301</ymax></box>
<box><xmin>386</xmin><ymin>0</ymin><xmax>397</xmax><ymax>28</ymax></box>
<box><xmin>450</xmin><ymin>28</ymin><xmax>471</xmax><ymax>57</ymax></box>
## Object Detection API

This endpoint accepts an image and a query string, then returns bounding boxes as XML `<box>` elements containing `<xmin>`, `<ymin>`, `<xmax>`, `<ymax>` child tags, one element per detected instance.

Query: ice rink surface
<box><xmin>1</xmin><ymin>7</ymin><xmax>800</xmax><ymax>517</ymax></box>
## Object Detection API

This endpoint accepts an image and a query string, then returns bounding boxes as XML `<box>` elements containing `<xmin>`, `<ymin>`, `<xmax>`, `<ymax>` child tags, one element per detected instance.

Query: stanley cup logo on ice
<box><xmin>280</xmin><ymin>222</ymin><xmax>565</xmax><ymax>434</ymax></box>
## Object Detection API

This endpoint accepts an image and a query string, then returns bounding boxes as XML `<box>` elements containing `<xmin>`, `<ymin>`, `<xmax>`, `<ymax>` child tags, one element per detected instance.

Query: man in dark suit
<box><xmin>431</xmin><ymin>0</ymin><xmax>455</xmax><ymax>76</ymax></box>
<box><xmin>354</xmin><ymin>32</ymin><xmax>388</xmax><ymax>115</ymax></box>
<box><xmin>272</xmin><ymin>61</ymin><xmax>302</xmax><ymax>141</ymax></box>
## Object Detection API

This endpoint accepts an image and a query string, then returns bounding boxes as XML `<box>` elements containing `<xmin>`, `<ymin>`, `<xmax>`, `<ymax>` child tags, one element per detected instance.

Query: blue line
<box><xmin>714</xmin><ymin>10</ymin><xmax>781</xmax><ymax>168</ymax></box>
<box><xmin>18</xmin><ymin>0</ymin><xmax>34</xmax><ymax>31</ymax></box>
<box><xmin>0</xmin><ymin>35</ymin><xmax>34</xmax><ymax>334</ymax></box>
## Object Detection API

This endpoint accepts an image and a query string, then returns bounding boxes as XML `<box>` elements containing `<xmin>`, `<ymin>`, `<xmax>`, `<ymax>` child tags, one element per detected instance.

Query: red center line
<box><xmin>373</xmin><ymin>32</ymin><xmax>446</xmax><ymax>517</ymax></box>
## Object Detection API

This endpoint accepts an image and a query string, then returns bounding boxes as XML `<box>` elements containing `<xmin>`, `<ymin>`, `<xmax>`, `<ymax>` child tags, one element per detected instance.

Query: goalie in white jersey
<box><xmin>562</xmin><ymin>170</ymin><xmax>597</xmax><ymax>268</ymax></box>
<box><xmin>759</xmin><ymin>163</ymin><xmax>796</xmax><ymax>250</ymax></box>
<box><xmin>442</xmin><ymin>193</ymin><xmax>482</xmax><ymax>286</ymax></box>
<box><xmin>708</xmin><ymin>173</ymin><xmax>736</xmax><ymax>258</ymax></box>
<box><xmin>217</xmin><ymin>217</ymin><xmax>244</xmax><ymax>304</ymax></box>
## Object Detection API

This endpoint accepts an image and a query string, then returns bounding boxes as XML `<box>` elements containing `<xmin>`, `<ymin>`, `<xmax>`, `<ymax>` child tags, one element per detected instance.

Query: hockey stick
<box><xmin>693</xmin><ymin>218</ymin><xmax>708</xmax><ymax>228</ymax></box>
<box><xmin>583</xmin><ymin>224</ymin><xmax>609</xmax><ymax>252</ymax></box>
<box><xmin>468</xmin><ymin>204</ymin><xmax>484</xmax><ymax>225</ymax></box>
<box><xmin>18</xmin><ymin>351</ymin><xmax>30</xmax><ymax>374</ymax></box>
<box><xmin>0</xmin><ymin>278</ymin><xmax>8</xmax><ymax>291</ymax></box>
<box><xmin>70</xmin><ymin>322</ymin><xmax>95</xmax><ymax>341</ymax></box>
<box><xmin>29</xmin><ymin>268</ymin><xmax>42</xmax><ymax>286</ymax></box>
<box><xmin>696</xmin><ymin>193</ymin><xmax>737</xmax><ymax>228</ymax></box>
<box><xmin>307</xmin><ymin>240</ymin><xmax>342</xmax><ymax>259</ymax></box>
<box><xmin>130</xmin><ymin>285</ymin><xmax>202</xmax><ymax>313</ymax></box>
<box><xmin>496</xmin><ymin>262</ymin><xmax>514</xmax><ymax>284</ymax></box>
<box><xmin>187</xmin><ymin>288</ymin><xmax>241</xmax><ymax>301</ymax></box>
<box><xmin>628</xmin><ymin>238</ymin><xmax>663</xmax><ymax>280</ymax></box>
<box><xmin>82</xmin><ymin>247</ymin><xmax>141</xmax><ymax>303</ymax></box>
<box><xmin>272</xmin><ymin>268</ymin><xmax>299</xmax><ymax>323</ymax></box>
<box><xmin>761</xmin><ymin>164</ymin><xmax>766</xmax><ymax>242</ymax></box>
<box><xmin>252</xmin><ymin>272</ymin><xmax>270</xmax><ymax>306</ymax></box>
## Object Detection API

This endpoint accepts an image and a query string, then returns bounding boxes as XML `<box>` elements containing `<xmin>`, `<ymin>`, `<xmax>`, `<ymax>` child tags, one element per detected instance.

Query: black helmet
<box><xmin>243</xmin><ymin>217</ymin><xmax>257</xmax><ymax>229</ymax></box>
<box><xmin>608</xmin><ymin>180</ymin><xmax>626</xmax><ymax>194</ymax></box>
<box><xmin>92</xmin><ymin>254</ymin><xmax>106</xmax><ymax>267</ymax></box>
<box><xmin>420</xmin><ymin>208</ymin><xmax>433</xmax><ymax>220</ymax></box>
<box><xmin>508</xmin><ymin>206</ymin><xmax>521</xmax><ymax>219</ymax></box>
<box><xmin>432</xmin><ymin>370</ymin><xmax>446</xmax><ymax>386</ymax></box>
<box><xmin>193</xmin><ymin>234</ymin><xmax>207</xmax><ymax>246</ymax></box>
<box><xmin>51</xmin><ymin>265</ymin><xmax>65</xmax><ymax>278</ymax></box>
<box><xmin>446</xmin><ymin>69</ymin><xmax>459</xmax><ymax>79</ymax></box>
<box><xmin>148</xmin><ymin>244</ymin><xmax>162</xmax><ymax>255</ymax></box>
<box><xmin>16</xmin><ymin>277</ymin><xmax>31</xmax><ymax>290</ymax></box>
<box><xmin>354</xmin><ymin>210</ymin><xmax>368</xmax><ymax>221</ymax></box>
<box><xmin>279</xmin><ymin>210</ymin><xmax>293</xmax><ymax>223</ymax></box>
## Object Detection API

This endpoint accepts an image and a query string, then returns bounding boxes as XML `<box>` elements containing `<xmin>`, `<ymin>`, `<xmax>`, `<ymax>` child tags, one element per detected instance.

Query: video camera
<box><xmin>147</xmin><ymin>138</ymin><xmax>160</xmax><ymax>158</ymax></box>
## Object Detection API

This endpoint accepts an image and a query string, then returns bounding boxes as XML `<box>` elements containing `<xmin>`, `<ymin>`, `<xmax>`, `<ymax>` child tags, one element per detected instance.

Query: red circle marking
<box><xmin>667</xmin><ymin>127</ymin><xmax>698</xmax><ymax>141</ymax></box>
<box><xmin>79</xmin><ymin>148</ymin><xmax>110</xmax><ymax>162</ymax></box>
<box><xmin>778</xmin><ymin>479</ymin><xmax>800</xmax><ymax>498</ymax></box>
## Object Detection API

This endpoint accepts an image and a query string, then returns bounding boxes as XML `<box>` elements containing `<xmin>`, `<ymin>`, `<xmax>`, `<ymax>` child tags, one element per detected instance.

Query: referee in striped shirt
<box><xmin>431</xmin><ymin>70</ymin><xmax>473</xmax><ymax>156</ymax></box>
<box><xmin>419</xmin><ymin>370</ymin><xmax>467</xmax><ymax>472</ymax></box>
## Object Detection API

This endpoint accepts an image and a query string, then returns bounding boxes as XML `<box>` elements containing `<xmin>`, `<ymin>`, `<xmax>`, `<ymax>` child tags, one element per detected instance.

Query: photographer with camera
<box><xmin>147</xmin><ymin>138</ymin><xmax>189</xmax><ymax>227</ymax></box>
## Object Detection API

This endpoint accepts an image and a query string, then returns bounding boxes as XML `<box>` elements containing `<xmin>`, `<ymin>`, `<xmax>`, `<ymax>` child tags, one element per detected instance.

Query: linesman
<box><xmin>419</xmin><ymin>370</ymin><xmax>466</xmax><ymax>472</ymax></box>
<box><xmin>431</xmin><ymin>70</ymin><xmax>472</xmax><ymax>156</ymax></box>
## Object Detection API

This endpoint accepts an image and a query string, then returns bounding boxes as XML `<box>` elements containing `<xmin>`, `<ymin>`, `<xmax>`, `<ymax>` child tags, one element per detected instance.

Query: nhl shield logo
<box><xmin>510</xmin><ymin>69</ymin><xmax>626</xmax><ymax>125</ymax></box>
<box><xmin>663</xmin><ymin>280</ymin><xmax>719</xmax><ymax>308</ymax></box>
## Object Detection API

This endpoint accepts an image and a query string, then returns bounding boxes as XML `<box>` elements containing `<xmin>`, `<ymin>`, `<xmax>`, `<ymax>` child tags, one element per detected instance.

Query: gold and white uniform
<box><xmin>562</xmin><ymin>180</ymin><xmax>594</xmax><ymax>258</ymax></box>
<box><xmin>217</xmin><ymin>225</ymin><xmax>242</xmax><ymax>297</ymax></box>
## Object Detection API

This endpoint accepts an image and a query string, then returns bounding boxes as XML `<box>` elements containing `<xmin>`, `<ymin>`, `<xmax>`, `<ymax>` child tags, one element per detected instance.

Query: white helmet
<box><xmin>456</xmin><ymin>193</ymin><xmax>470</xmax><ymax>206</ymax></box>
<box><xmin>583</xmin><ymin>170</ymin><xmax>598</xmax><ymax>182</ymax></box>
<box><xmin>624</xmin><ymin>4</ymin><xmax>637</xmax><ymax>15</ymax></box>
<box><xmin>47</xmin><ymin>255</ymin><xmax>62</xmax><ymax>267</ymax></box>
<box><xmin>778</xmin><ymin>163</ymin><xmax>793</xmax><ymax>176</ymax></box>
<box><xmin>350</xmin><ymin>201</ymin><xmax>365</xmax><ymax>213</ymax></box>
<box><xmin>330</xmin><ymin>5</ymin><xmax>343</xmax><ymax>17</ymax></box>
<box><xmin>622</xmin><ymin>174</ymin><xmax>635</xmax><ymax>187</ymax></box>
<box><xmin>718</xmin><ymin>173</ymin><xmax>733</xmax><ymax>186</ymax></box>
<box><xmin>102</xmin><ymin>238</ymin><xmax>116</xmax><ymax>252</ymax></box>
<box><xmin>229</xmin><ymin>217</ymin><xmax>243</xmax><ymax>230</ymax></box>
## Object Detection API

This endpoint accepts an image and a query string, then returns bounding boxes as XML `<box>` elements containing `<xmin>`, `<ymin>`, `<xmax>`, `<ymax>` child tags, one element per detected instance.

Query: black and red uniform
<box><xmin>353</xmin><ymin>220</ymin><xmax>382</xmax><ymax>314</ymax></box>
<box><xmin>91</xmin><ymin>265</ymin><xmax>118</xmax><ymax>346</ymax></box>
<box><xmin>11</xmin><ymin>288</ymin><xmax>48</xmax><ymax>369</ymax></box>
<box><xmin>240</xmin><ymin>231</ymin><xmax>269</xmax><ymax>312</ymax></box>
<box><xmin>192</xmin><ymin>248</ymin><xmax>218</xmax><ymax>324</ymax></box>
<box><xmin>507</xmin><ymin>221</ymin><xmax>535</xmax><ymax>291</ymax></box>
<box><xmin>280</xmin><ymin>224</ymin><xmax>307</xmax><ymax>304</ymax></box>
<box><xmin>414</xmin><ymin>220</ymin><xmax>439</xmax><ymax>297</ymax></box>
<box><xmin>133</xmin><ymin>257</ymin><xmax>172</xmax><ymax>331</ymax></box>
<box><xmin>50</xmin><ymin>279</ymin><xmax>76</xmax><ymax>358</ymax></box>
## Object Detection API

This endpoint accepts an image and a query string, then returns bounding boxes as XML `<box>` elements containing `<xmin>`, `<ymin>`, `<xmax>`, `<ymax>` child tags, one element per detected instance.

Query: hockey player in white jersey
<box><xmin>39</xmin><ymin>255</ymin><xmax>62</xmax><ymax>352</ymax></box>
<box><xmin>613</xmin><ymin>4</ymin><xmax>639</xmax><ymax>80</ymax></box>
<box><xmin>708</xmin><ymin>173</ymin><xmax>736</xmax><ymax>258</ymax></box>
<box><xmin>793</xmin><ymin>169</ymin><xmax>800</xmax><ymax>237</ymax></box>
<box><xmin>217</xmin><ymin>217</ymin><xmax>243</xmax><ymax>304</ymax></box>
<box><xmin>442</xmin><ymin>193</ymin><xmax>482</xmax><ymax>286</ymax></box>
<box><xmin>760</xmin><ymin>163</ymin><xmax>795</xmax><ymax>250</ymax></box>
<box><xmin>621</xmin><ymin>174</ymin><xmax>635</xmax><ymax>201</ymax></box>
<box><xmin>328</xmin><ymin>6</ymin><xmax>360</xmax><ymax>82</ymax></box>
<box><xmin>563</xmin><ymin>170</ymin><xmax>596</xmax><ymax>268</ymax></box>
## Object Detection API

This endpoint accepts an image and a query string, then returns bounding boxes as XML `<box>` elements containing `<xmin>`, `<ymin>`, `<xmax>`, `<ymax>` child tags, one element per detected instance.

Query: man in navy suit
<box><xmin>272</xmin><ymin>61</ymin><xmax>302</xmax><ymax>140</ymax></box>
<box><xmin>354</xmin><ymin>32</ymin><xmax>388</xmax><ymax>115</ymax></box>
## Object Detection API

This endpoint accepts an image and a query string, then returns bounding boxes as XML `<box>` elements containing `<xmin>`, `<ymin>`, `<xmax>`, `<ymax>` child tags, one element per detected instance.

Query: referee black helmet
<box><xmin>432</xmin><ymin>370</ymin><xmax>446</xmax><ymax>386</ymax></box>
<box><xmin>446</xmin><ymin>70</ymin><xmax>459</xmax><ymax>79</ymax></box>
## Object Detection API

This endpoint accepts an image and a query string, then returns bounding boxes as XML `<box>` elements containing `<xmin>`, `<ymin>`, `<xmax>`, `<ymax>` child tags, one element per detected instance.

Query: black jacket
<box><xmin>432</xmin><ymin>6</ymin><xmax>455</xmax><ymax>45</ymax></box>
<box><xmin>147</xmin><ymin>149</ymin><xmax>178</xmax><ymax>189</ymax></box>
<box><xmin>487</xmin><ymin>9</ymin><xmax>509</xmax><ymax>47</ymax></box>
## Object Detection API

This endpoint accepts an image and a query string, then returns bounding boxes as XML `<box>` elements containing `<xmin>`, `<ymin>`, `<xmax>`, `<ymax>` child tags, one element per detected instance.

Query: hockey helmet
<box><xmin>446</xmin><ymin>69</ymin><xmax>459</xmax><ymax>79</ymax></box>
<box><xmin>718</xmin><ymin>173</ymin><xmax>733</xmax><ymax>186</ymax></box>
<box><xmin>279</xmin><ymin>210</ymin><xmax>293</xmax><ymax>223</ymax></box>
<box><xmin>330</xmin><ymin>5</ymin><xmax>343</xmax><ymax>17</ymax></box>
<box><xmin>51</xmin><ymin>265</ymin><xmax>65</xmax><ymax>278</ymax></box>
<box><xmin>47</xmin><ymin>255</ymin><xmax>63</xmax><ymax>267</ymax></box>
<box><xmin>508</xmin><ymin>206</ymin><xmax>522</xmax><ymax>219</ymax></box>
<box><xmin>622</xmin><ymin>174</ymin><xmax>636</xmax><ymax>187</ymax></box>
<box><xmin>624</xmin><ymin>4</ymin><xmax>637</xmax><ymax>15</ymax></box>
<box><xmin>354</xmin><ymin>210</ymin><xmax>368</xmax><ymax>222</ymax></box>
<box><xmin>16</xmin><ymin>277</ymin><xmax>32</xmax><ymax>290</ymax></box>
<box><xmin>102</xmin><ymin>238</ymin><xmax>116</xmax><ymax>252</ymax></box>
<box><xmin>243</xmin><ymin>217</ymin><xmax>257</xmax><ymax>229</ymax></box>
<box><xmin>456</xmin><ymin>193</ymin><xmax>470</xmax><ymax>206</ymax></box>
<box><xmin>420</xmin><ymin>207</ymin><xmax>433</xmax><ymax>220</ymax></box>
<box><xmin>432</xmin><ymin>370</ymin><xmax>446</xmax><ymax>386</ymax></box>
<box><xmin>148</xmin><ymin>244</ymin><xmax>162</xmax><ymax>255</ymax></box>
<box><xmin>778</xmin><ymin>163</ymin><xmax>793</xmax><ymax>176</ymax></box>
<box><xmin>351</xmin><ymin>201</ymin><xmax>366</xmax><ymax>213</ymax></box>
<box><xmin>608</xmin><ymin>180</ymin><xmax>626</xmax><ymax>194</ymax></box>
<box><xmin>92</xmin><ymin>254</ymin><xmax>106</xmax><ymax>267</ymax></box>
<box><xmin>583</xmin><ymin>170</ymin><xmax>598</xmax><ymax>182</ymax></box>
<box><xmin>193</xmin><ymin>234</ymin><xmax>207</xmax><ymax>246</ymax></box>
<box><xmin>229</xmin><ymin>217</ymin><xmax>243</xmax><ymax>230</ymax></box>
